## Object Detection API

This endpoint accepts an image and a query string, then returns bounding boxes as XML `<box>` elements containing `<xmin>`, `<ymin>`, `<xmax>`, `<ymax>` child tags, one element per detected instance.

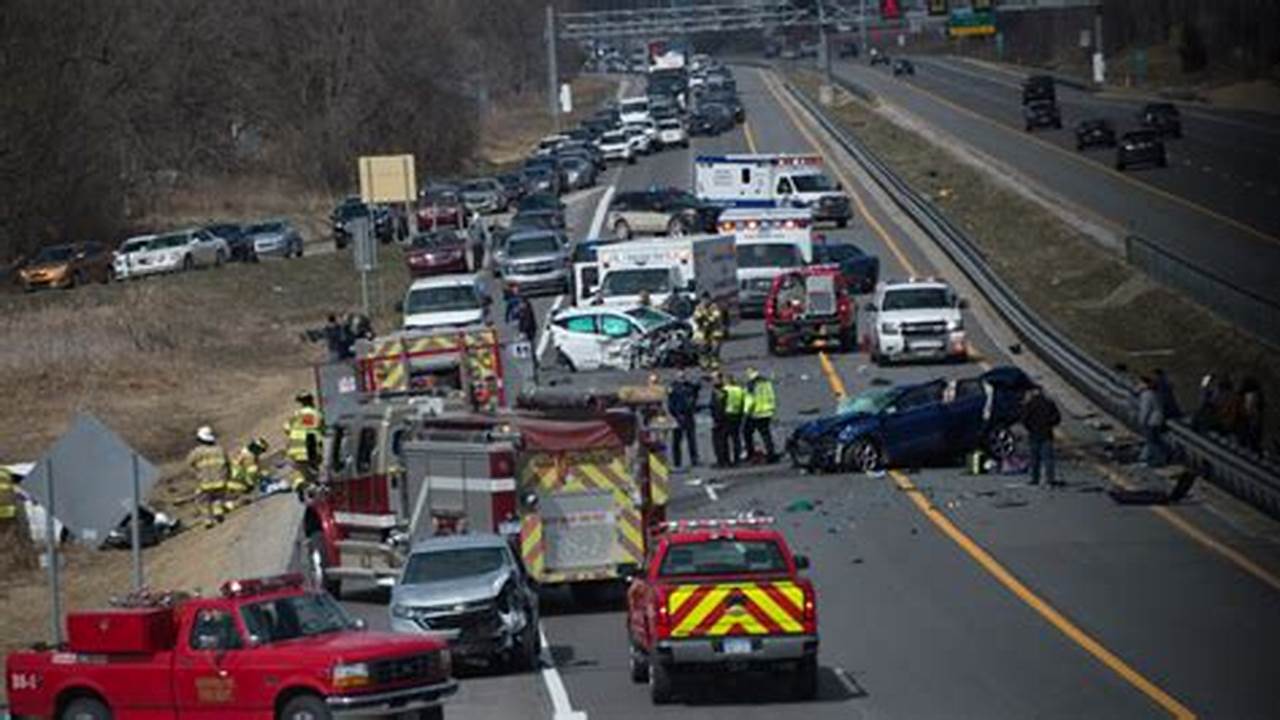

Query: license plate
<box><xmin>908</xmin><ymin>340</ymin><xmax>943</xmax><ymax>351</ymax></box>
<box><xmin>723</xmin><ymin>638</ymin><xmax>752</xmax><ymax>655</ymax></box>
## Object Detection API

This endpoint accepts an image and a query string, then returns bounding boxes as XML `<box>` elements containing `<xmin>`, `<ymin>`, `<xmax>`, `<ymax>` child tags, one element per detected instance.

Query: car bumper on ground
<box><xmin>657</xmin><ymin>634</ymin><xmax>818</xmax><ymax>667</ymax></box>
<box><xmin>327</xmin><ymin>678</ymin><xmax>459</xmax><ymax>718</ymax></box>
<box><xmin>877</xmin><ymin>331</ymin><xmax>966</xmax><ymax>360</ymax></box>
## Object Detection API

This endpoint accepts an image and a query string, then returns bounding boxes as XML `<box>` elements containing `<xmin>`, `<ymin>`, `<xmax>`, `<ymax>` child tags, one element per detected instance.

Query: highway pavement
<box><xmin>341</xmin><ymin>66</ymin><xmax>1280</xmax><ymax>719</ymax></box>
<box><xmin>823</xmin><ymin>55</ymin><xmax>1280</xmax><ymax>306</ymax></box>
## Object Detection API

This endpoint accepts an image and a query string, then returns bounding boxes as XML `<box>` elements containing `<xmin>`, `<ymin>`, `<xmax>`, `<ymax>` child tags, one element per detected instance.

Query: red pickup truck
<box><xmin>764</xmin><ymin>266</ymin><xmax>856</xmax><ymax>355</ymax></box>
<box><xmin>5</xmin><ymin>574</ymin><xmax>456</xmax><ymax>720</ymax></box>
<box><xmin>625</xmin><ymin>517</ymin><xmax>819</xmax><ymax>704</ymax></box>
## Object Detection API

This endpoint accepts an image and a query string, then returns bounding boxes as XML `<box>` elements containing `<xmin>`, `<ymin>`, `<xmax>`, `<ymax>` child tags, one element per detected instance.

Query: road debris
<box><xmin>784</xmin><ymin>498</ymin><xmax>816</xmax><ymax>512</ymax></box>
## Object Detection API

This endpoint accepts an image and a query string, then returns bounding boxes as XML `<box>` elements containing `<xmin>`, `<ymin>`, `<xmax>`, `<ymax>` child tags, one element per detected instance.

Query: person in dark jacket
<box><xmin>323</xmin><ymin>314</ymin><xmax>350</xmax><ymax>361</ymax></box>
<box><xmin>667</xmin><ymin>370</ymin><xmax>700</xmax><ymax>468</ymax></box>
<box><xmin>1020</xmin><ymin>386</ymin><xmax>1062</xmax><ymax>486</ymax></box>
<box><xmin>1153</xmin><ymin>368</ymin><xmax>1182</xmax><ymax>421</ymax></box>
<box><xmin>517</xmin><ymin>298</ymin><xmax>538</xmax><ymax>344</ymax></box>
<box><xmin>709</xmin><ymin>372</ymin><xmax>730</xmax><ymax>468</ymax></box>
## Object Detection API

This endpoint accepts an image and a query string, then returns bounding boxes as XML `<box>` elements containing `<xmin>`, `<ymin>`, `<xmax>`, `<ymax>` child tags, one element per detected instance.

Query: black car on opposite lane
<box><xmin>1116</xmin><ymin>130</ymin><xmax>1167</xmax><ymax>171</ymax></box>
<box><xmin>1074</xmin><ymin>118</ymin><xmax>1117</xmax><ymax>151</ymax></box>
<box><xmin>1139</xmin><ymin>102</ymin><xmax>1182</xmax><ymax>139</ymax></box>
<box><xmin>1024</xmin><ymin>100</ymin><xmax>1063</xmax><ymax>131</ymax></box>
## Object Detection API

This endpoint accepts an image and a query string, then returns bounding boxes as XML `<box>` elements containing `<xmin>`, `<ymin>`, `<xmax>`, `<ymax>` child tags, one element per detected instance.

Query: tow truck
<box><xmin>4</xmin><ymin>573</ymin><xmax>456</xmax><ymax>720</ymax></box>
<box><xmin>625</xmin><ymin>517</ymin><xmax>819</xmax><ymax>704</ymax></box>
<box><xmin>305</xmin><ymin>327</ymin><xmax>673</xmax><ymax>600</ymax></box>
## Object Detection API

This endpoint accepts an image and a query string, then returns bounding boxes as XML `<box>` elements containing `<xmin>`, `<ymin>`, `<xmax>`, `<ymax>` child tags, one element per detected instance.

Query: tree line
<box><xmin>0</xmin><ymin>0</ymin><xmax>572</xmax><ymax>262</ymax></box>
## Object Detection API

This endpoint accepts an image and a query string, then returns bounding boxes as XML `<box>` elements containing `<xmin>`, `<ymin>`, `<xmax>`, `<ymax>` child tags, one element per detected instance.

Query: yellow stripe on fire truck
<box><xmin>520</xmin><ymin>514</ymin><xmax>544</xmax><ymax>578</ymax></box>
<box><xmin>370</xmin><ymin>337</ymin><xmax>407</xmax><ymax>392</ymax></box>
<box><xmin>649</xmin><ymin>451</ymin><xmax>670</xmax><ymax>506</ymax></box>
<box><xmin>616</xmin><ymin>506</ymin><xmax>644</xmax><ymax>564</ymax></box>
<box><xmin>667</xmin><ymin>582</ymin><xmax>806</xmax><ymax>638</ymax></box>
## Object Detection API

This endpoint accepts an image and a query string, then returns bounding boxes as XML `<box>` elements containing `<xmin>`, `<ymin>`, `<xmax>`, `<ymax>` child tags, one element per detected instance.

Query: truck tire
<box><xmin>511</xmin><ymin>622</ymin><xmax>541</xmax><ymax>672</ymax></box>
<box><xmin>629</xmin><ymin>642</ymin><xmax>650</xmax><ymax>684</ymax></box>
<box><xmin>279</xmin><ymin>693</ymin><xmax>332</xmax><ymax>720</ymax></box>
<box><xmin>766</xmin><ymin>332</ymin><xmax>781</xmax><ymax>356</ymax></box>
<box><xmin>836</xmin><ymin>218</ymin><xmax>848</xmax><ymax>229</ymax></box>
<box><xmin>649</xmin><ymin>659</ymin><xmax>674</xmax><ymax>704</ymax></box>
<box><xmin>415</xmin><ymin>708</ymin><xmax>444</xmax><ymax>720</ymax></box>
<box><xmin>62</xmin><ymin>697</ymin><xmax>112</xmax><ymax>720</ymax></box>
<box><xmin>792</xmin><ymin>656</ymin><xmax>819</xmax><ymax>700</ymax></box>
<box><xmin>846</xmin><ymin>437</ymin><xmax>882</xmax><ymax>473</ymax></box>
<box><xmin>306</xmin><ymin>531</ymin><xmax>342</xmax><ymax>598</ymax></box>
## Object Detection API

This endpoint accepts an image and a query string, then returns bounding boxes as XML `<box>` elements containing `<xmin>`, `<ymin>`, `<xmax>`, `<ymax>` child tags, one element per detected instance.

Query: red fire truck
<box><xmin>4</xmin><ymin>574</ymin><xmax>456</xmax><ymax>720</ymax></box>
<box><xmin>303</xmin><ymin>327</ymin><xmax>672</xmax><ymax>598</ymax></box>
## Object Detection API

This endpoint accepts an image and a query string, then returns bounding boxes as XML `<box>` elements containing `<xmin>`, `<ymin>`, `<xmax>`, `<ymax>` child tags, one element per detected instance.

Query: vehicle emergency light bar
<box><xmin>657</xmin><ymin>516</ymin><xmax>776</xmax><ymax>532</ymax></box>
<box><xmin>718</xmin><ymin>218</ymin><xmax>811</xmax><ymax>233</ymax></box>
<box><xmin>695</xmin><ymin>154</ymin><xmax>823</xmax><ymax>166</ymax></box>
<box><xmin>220</xmin><ymin>573</ymin><xmax>307</xmax><ymax>599</ymax></box>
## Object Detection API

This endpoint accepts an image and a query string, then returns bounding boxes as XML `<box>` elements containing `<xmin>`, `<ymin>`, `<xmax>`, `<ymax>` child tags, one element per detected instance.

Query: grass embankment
<box><xmin>790</xmin><ymin>71</ymin><xmax>1279</xmax><ymax>446</ymax></box>
<box><xmin>475</xmin><ymin>75</ymin><xmax>621</xmax><ymax>170</ymax></box>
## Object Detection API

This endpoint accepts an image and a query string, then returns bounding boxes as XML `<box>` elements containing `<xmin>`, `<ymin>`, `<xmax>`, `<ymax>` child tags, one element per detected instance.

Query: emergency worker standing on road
<box><xmin>286</xmin><ymin>392</ymin><xmax>325</xmax><ymax>500</ymax></box>
<box><xmin>0</xmin><ymin>466</ymin><xmax>35</xmax><ymax>570</ymax></box>
<box><xmin>1020</xmin><ymin>386</ymin><xmax>1062</xmax><ymax>486</ymax></box>
<box><xmin>723</xmin><ymin>373</ymin><xmax>747</xmax><ymax>466</ymax></box>
<box><xmin>188</xmin><ymin>426</ymin><xmax>231</xmax><ymax>528</ymax></box>
<box><xmin>743</xmin><ymin>368</ymin><xmax>778</xmax><ymax>463</ymax></box>
<box><xmin>710</xmin><ymin>372</ymin><xmax>730</xmax><ymax>468</ymax></box>
<box><xmin>667</xmin><ymin>370</ymin><xmax>701</xmax><ymax>469</ymax></box>
<box><xmin>692</xmin><ymin>293</ymin><xmax>725</xmax><ymax>370</ymax></box>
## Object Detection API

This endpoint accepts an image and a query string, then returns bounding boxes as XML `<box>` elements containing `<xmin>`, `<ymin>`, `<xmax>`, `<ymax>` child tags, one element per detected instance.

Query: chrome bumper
<box><xmin>327</xmin><ymin>679</ymin><xmax>459</xmax><ymax>717</ymax></box>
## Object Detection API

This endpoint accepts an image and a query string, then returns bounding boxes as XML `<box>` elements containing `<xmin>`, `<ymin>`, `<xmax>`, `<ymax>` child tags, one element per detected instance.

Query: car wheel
<box><xmin>985</xmin><ymin>426</ymin><xmax>1017</xmax><ymax>460</ymax></box>
<box><xmin>629</xmin><ymin>642</ymin><xmax>650</xmax><ymax>684</ymax></box>
<box><xmin>649</xmin><ymin>658</ymin><xmax>674</xmax><ymax>704</ymax></box>
<box><xmin>182</xmin><ymin>254</ymin><xmax>194</xmax><ymax>272</ymax></box>
<box><xmin>1115</xmin><ymin>160</ymin><xmax>1125</xmax><ymax>171</ymax></box>
<box><xmin>512</xmin><ymin>622</ymin><xmax>541</xmax><ymax>673</ymax></box>
<box><xmin>215</xmin><ymin>250</ymin><xmax>226</xmax><ymax>267</ymax></box>
<box><xmin>1158</xmin><ymin>154</ymin><xmax>1168</xmax><ymax>168</ymax></box>
<box><xmin>666</xmin><ymin>217</ymin><xmax>686</xmax><ymax>237</ymax></box>
<box><xmin>556</xmin><ymin>350</ymin><xmax>577</xmax><ymax>372</ymax></box>
<box><xmin>793</xmin><ymin>656</ymin><xmax>819</xmax><ymax>700</ymax></box>
<box><xmin>846</xmin><ymin>437</ymin><xmax>882</xmax><ymax>473</ymax></box>
<box><xmin>613</xmin><ymin>219</ymin><xmax>632</xmax><ymax>239</ymax></box>
<box><xmin>1076</xmin><ymin>142</ymin><xmax>1084</xmax><ymax>151</ymax></box>
<box><xmin>279</xmin><ymin>693</ymin><xmax>332</xmax><ymax>720</ymax></box>
<box><xmin>61</xmin><ymin>697</ymin><xmax>112</xmax><ymax>720</ymax></box>
<box><xmin>627</xmin><ymin>155</ymin><xmax>636</xmax><ymax>165</ymax></box>
<box><xmin>307</xmin><ymin>531</ymin><xmax>342</xmax><ymax>598</ymax></box>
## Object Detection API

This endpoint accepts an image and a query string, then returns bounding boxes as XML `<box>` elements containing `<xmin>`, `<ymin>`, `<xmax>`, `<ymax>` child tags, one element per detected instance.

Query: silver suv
<box><xmin>390</xmin><ymin>534</ymin><xmax>540</xmax><ymax>671</ymax></box>
<box><xmin>496</xmin><ymin>229</ymin><xmax>570</xmax><ymax>295</ymax></box>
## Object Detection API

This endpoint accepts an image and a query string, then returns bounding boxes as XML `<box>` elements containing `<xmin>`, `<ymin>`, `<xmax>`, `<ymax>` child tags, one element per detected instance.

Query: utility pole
<box><xmin>817</xmin><ymin>0</ymin><xmax>833</xmax><ymax>104</ymax></box>
<box><xmin>545</xmin><ymin>4</ymin><xmax>561</xmax><ymax>132</ymax></box>
<box><xmin>1091</xmin><ymin>4</ymin><xmax>1106</xmax><ymax>85</ymax></box>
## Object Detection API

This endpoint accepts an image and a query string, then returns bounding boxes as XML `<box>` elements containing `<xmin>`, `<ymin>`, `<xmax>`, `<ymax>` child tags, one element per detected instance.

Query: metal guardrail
<box><xmin>782</xmin><ymin>77</ymin><xmax>1280</xmax><ymax>518</ymax></box>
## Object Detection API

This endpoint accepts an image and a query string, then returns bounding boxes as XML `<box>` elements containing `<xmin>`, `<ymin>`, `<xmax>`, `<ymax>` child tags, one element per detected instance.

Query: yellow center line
<box><xmin>1091</xmin><ymin>461</ymin><xmax>1280</xmax><ymax>594</ymax></box>
<box><xmin>743</xmin><ymin>120</ymin><xmax>759</xmax><ymax>153</ymax></box>
<box><xmin>817</xmin><ymin>351</ymin><xmax>847</xmax><ymax>399</ymax></box>
<box><xmin>887</xmin><ymin>69</ymin><xmax>1279</xmax><ymax>248</ymax></box>
<box><xmin>757</xmin><ymin>69</ymin><xmax>920</xmax><ymax>277</ymax></box>
<box><xmin>888</xmin><ymin>469</ymin><xmax>1197</xmax><ymax>720</ymax></box>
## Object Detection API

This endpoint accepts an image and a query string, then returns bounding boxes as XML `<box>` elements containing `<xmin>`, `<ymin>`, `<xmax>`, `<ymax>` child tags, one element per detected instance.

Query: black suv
<box><xmin>1116</xmin><ymin>130</ymin><xmax>1167</xmax><ymax>170</ymax></box>
<box><xmin>1139</xmin><ymin>102</ymin><xmax>1182</xmax><ymax>138</ymax></box>
<box><xmin>1024</xmin><ymin>100</ymin><xmax>1062</xmax><ymax>131</ymax></box>
<box><xmin>1022</xmin><ymin>75</ymin><xmax>1056</xmax><ymax>105</ymax></box>
<box><xmin>1074</xmin><ymin>118</ymin><xmax>1117</xmax><ymax>151</ymax></box>
<box><xmin>892</xmin><ymin>59</ymin><xmax>915</xmax><ymax>77</ymax></box>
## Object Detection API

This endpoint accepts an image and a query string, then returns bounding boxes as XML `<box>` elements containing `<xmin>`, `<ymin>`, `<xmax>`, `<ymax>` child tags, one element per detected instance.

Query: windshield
<box><xmin>602</xmin><ymin>131</ymin><xmax>627</xmax><ymax>143</ymax></box>
<box><xmin>621</xmin><ymin>99</ymin><xmax>648</xmax><ymax>111</ymax></box>
<box><xmin>423</xmin><ymin>190</ymin><xmax>458</xmax><ymax>204</ymax></box>
<box><xmin>836</xmin><ymin>387</ymin><xmax>896</xmax><ymax>415</ymax></box>
<box><xmin>246</xmin><ymin>223</ymin><xmax>284</xmax><ymax>235</ymax></box>
<box><xmin>240</xmin><ymin>592</ymin><xmax>354</xmax><ymax>643</ymax></box>
<box><xmin>601</xmin><ymin>268</ymin><xmax>672</xmax><ymax>297</ymax></box>
<box><xmin>737</xmin><ymin>243</ymin><xmax>802</xmax><ymax>269</ymax></box>
<box><xmin>658</xmin><ymin>119</ymin><xmax>681</xmax><ymax>129</ymax></box>
<box><xmin>882</xmin><ymin>287</ymin><xmax>952</xmax><ymax>311</ymax></box>
<box><xmin>402</xmin><ymin>546</ymin><xmax>507</xmax><ymax>584</ymax></box>
<box><xmin>818</xmin><ymin>244</ymin><xmax>860</xmax><ymax>262</ymax></box>
<box><xmin>791</xmin><ymin>174</ymin><xmax>836</xmax><ymax>192</ymax></box>
<box><xmin>411</xmin><ymin>232</ymin><xmax>461</xmax><ymax>249</ymax></box>
<box><xmin>626</xmin><ymin>306</ymin><xmax>673</xmax><ymax>330</ymax></box>
<box><xmin>507</xmin><ymin>235</ymin><xmax>561</xmax><ymax>257</ymax></box>
<box><xmin>148</xmin><ymin>234</ymin><xmax>191</xmax><ymax>250</ymax></box>
<box><xmin>659</xmin><ymin>539</ymin><xmax>788</xmax><ymax>577</ymax></box>
<box><xmin>463</xmin><ymin>181</ymin><xmax>492</xmax><ymax>193</ymax></box>
<box><xmin>405</xmin><ymin>284</ymin><xmax>481</xmax><ymax>314</ymax></box>
<box><xmin>336</xmin><ymin>204</ymin><xmax>367</xmax><ymax>220</ymax></box>
<box><xmin>32</xmin><ymin>245</ymin><xmax>76</xmax><ymax>263</ymax></box>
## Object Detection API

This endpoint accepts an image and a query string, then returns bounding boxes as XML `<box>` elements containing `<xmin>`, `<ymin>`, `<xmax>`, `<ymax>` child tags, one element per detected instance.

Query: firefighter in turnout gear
<box><xmin>286</xmin><ymin>392</ymin><xmax>324</xmax><ymax>500</ymax></box>
<box><xmin>692</xmin><ymin>292</ymin><xmax>725</xmax><ymax>371</ymax></box>
<box><xmin>0</xmin><ymin>466</ymin><xmax>36</xmax><ymax>571</ymax></box>
<box><xmin>228</xmin><ymin>437</ymin><xmax>269</xmax><ymax>510</ymax></box>
<box><xmin>188</xmin><ymin>426</ymin><xmax>231</xmax><ymax>528</ymax></box>
<box><xmin>744</xmin><ymin>367</ymin><xmax>778</xmax><ymax>463</ymax></box>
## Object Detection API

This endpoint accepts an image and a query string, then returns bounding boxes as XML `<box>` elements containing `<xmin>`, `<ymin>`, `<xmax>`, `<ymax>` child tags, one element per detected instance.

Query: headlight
<box><xmin>948</xmin><ymin>318</ymin><xmax>964</xmax><ymax>332</ymax></box>
<box><xmin>880</xmin><ymin>322</ymin><xmax>900</xmax><ymax>334</ymax></box>
<box><xmin>332</xmin><ymin>662</ymin><xmax>371</xmax><ymax>690</ymax></box>
<box><xmin>390</xmin><ymin>604</ymin><xmax>413</xmax><ymax>619</ymax></box>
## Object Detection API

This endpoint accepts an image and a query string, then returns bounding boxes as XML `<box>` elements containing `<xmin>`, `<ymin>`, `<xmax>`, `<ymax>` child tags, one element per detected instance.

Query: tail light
<box><xmin>654</xmin><ymin>587</ymin><xmax>672</xmax><ymax>638</ymax></box>
<box><xmin>490</xmin><ymin>451</ymin><xmax>515</xmax><ymax>479</ymax></box>
<box><xmin>803</xmin><ymin>588</ymin><xmax>817</xmax><ymax>634</ymax></box>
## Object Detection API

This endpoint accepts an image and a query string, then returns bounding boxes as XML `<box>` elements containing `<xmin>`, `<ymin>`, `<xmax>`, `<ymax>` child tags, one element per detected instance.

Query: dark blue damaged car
<box><xmin>787</xmin><ymin>366</ymin><xmax>1034</xmax><ymax>472</ymax></box>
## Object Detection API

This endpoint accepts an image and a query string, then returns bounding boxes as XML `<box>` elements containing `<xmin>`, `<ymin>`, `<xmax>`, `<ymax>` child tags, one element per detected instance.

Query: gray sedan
<box><xmin>246</xmin><ymin>219</ymin><xmax>304</xmax><ymax>258</ymax></box>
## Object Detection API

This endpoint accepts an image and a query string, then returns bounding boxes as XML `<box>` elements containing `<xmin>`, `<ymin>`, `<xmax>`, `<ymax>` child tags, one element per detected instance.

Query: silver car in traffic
<box><xmin>389</xmin><ymin>534</ymin><xmax>540</xmax><ymax>670</ymax></box>
<box><xmin>495</xmin><ymin>229</ymin><xmax>570</xmax><ymax>295</ymax></box>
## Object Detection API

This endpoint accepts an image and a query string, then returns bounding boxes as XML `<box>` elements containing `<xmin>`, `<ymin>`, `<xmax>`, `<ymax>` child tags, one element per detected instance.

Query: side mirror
<box><xmin>835</xmin><ymin>181</ymin><xmax>844</xmax><ymax>191</ymax></box>
<box><xmin>793</xmin><ymin>554</ymin><xmax>810</xmax><ymax>571</ymax></box>
<box><xmin>958</xmin><ymin>298</ymin><xmax>969</xmax><ymax>310</ymax></box>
